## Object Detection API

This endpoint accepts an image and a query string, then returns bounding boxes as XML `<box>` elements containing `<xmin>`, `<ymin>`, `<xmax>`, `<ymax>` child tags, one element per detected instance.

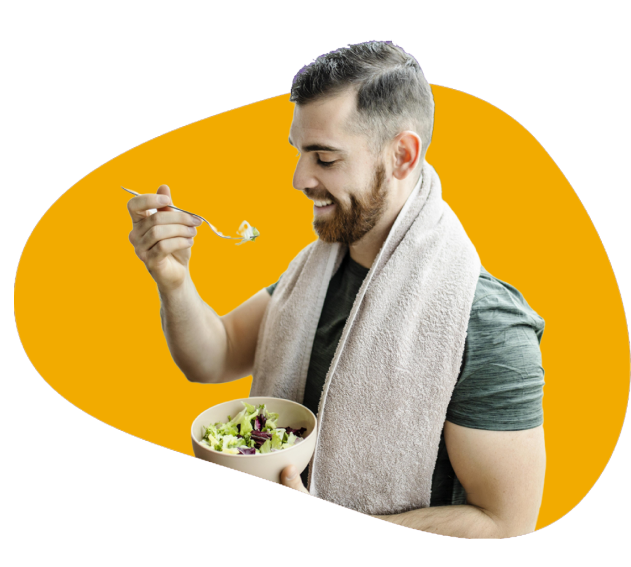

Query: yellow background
<box><xmin>14</xmin><ymin>88</ymin><xmax>629</xmax><ymax>531</ymax></box>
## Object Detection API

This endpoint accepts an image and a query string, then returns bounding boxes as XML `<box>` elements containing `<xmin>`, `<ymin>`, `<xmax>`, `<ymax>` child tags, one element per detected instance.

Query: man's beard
<box><xmin>311</xmin><ymin>163</ymin><xmax>388</xmax><ymax>245</ymax></box>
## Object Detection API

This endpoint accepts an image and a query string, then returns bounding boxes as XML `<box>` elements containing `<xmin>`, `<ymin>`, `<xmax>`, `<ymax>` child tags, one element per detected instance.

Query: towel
<box><xmin>251</xmin><ymin>161</ymin><xmax>480</xmax><ymax>515</ymax></box>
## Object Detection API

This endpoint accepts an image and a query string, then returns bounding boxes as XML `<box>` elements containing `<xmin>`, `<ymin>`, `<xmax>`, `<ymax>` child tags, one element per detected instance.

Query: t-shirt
<box><xmin>266</xmin><ymin>251</ymin><xmax>545</xmax><ymax>506</ymax></box>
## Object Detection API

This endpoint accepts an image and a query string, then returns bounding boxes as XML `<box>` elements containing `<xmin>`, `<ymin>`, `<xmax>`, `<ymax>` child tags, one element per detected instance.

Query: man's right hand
<box><xmin>127</xmin><ymin>184</ymin><xmax>203</xmax><ymax>293</ymax></box>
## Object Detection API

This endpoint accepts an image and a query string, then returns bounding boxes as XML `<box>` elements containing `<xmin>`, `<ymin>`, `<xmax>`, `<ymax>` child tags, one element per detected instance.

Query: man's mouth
<box><xmin>313</xmin><ymin>199</ymin><xmax>335</xmax><ymax>216</ymax></box>
<box><xmin>312</xmin><ymin>199</ymin><xmax>333</xmax><ymax>207</ymax></box>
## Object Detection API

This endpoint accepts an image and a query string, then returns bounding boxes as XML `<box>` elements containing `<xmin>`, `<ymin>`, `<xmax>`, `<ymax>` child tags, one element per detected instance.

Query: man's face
<box><xmin>289</xmin><ymin>90</ymin><xmax>390</xmax><ymax>245</ymax></box>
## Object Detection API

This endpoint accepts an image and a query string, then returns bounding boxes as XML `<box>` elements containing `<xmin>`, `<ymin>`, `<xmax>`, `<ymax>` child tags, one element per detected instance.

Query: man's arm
<box><xmin>127</xmin><ymin>184</ymin><xmax>271</xmax><ymax>384</ymax></box>
<box><xmin>280</xmin><ymin>421</ymin><xmax>546</xmax><ymax>538</ymax></box>
<box><xmin>373</xmin><ymin>421</ymin><xmax>546</xmax><ymax>538</ymax></box>
<box><xmin>159</xmin><ymin>280</ymin><xmax>270</xmax><ymax>384</ymax></box>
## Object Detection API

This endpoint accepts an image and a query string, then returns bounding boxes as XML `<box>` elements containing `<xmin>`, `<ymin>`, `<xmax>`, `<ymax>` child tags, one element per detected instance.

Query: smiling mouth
<box><xmin>313</xmin><ymin>203</ymin><xmax>335</xmax><ymax>215</ymax></box>
<box><xmin>313</xmin><ymin>199</ymin><xmax>334</xmax><ymax>208</ymax></box>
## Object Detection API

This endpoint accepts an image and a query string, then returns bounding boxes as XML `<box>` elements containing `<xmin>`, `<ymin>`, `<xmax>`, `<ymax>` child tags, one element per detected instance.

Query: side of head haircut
<box><xmin>290</xmin><ymin>41</ymin><xmax>435</xmax><ymax>160</ymax></box>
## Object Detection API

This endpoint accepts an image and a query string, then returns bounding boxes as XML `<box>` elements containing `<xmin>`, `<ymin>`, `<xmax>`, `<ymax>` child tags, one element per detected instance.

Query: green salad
<box><xmin>201</xmin><ymin>402</ymin><xmax>307</xmax><ymax>455</ymax></box>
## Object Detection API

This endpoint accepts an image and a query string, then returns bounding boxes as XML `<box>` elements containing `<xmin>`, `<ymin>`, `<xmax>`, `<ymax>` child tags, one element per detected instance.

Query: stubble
<box><xmin>313</xmin><ymin>163</ymin><xmax>388</xmax><ymax>245</ymax></box>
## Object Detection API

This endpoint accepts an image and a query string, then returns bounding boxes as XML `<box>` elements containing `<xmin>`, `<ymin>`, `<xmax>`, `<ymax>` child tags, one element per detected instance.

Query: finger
<box><xmin>134</xmin><ymin>210</ymin><xmax>202</xmax><ymax>240</ymax></box>
<box><xmin>146</xmin><ymin>185</ymin><xmax>173</xmax><ymax>217</ymax></box>
<box><xmin>155</xmin><ymin>185</ymin><xmax>173</xmax><ymax>212</ymax></box>
<box><xmin>127</xmin><ymin>192</ymin><xmax>172</xmax><ymax>223</ymax></box>
<box><xmin>136</xmin><ymin>224</ymin><xmax>197</xmax><ymax>256</ymax></box>
<box><xmin>280</xmin><ymin>465</ymin><xmax>309</xmax><ymax>493</ymax></box>
<box><xmin>143</xmin><ymin>236</ymin><xmax>194</xmax><ymax>265</ymax></box>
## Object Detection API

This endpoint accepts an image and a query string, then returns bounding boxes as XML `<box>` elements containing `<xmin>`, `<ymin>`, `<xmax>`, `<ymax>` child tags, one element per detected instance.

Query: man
<box><xmin>126</xmin><ymin>42</ymin><xmax>546</xmax><ymax>538</ymax></box>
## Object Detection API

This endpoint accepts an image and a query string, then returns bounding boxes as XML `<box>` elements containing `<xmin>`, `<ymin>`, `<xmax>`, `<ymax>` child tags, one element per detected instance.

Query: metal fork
<box><xmin>121</xmin><ymin>186</ymin><xmax>242</xmax><ymax>241</ymax></box>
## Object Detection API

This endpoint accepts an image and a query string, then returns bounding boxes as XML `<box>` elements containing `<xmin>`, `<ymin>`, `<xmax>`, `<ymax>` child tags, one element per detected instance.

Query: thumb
<box><xmin>280</xmin><ymin>465</ymin><xmax>309</xmax><ymax>493</ymax></box>
<box><xmin>156</xmin><ymin>184</ymin><xmax>173</xmax><ymax>210</ymax></box>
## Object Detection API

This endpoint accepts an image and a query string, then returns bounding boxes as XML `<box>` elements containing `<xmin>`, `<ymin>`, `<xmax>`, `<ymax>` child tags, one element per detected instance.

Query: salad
<box><xmin>201</xmin><ymin>402</ymin><xmax>307</xmax><ymax>455</ymax></box>
<box><xmin>236</xmin><ymin>221</ymin><xmax>260</xmax><ymax>245</ymax></box>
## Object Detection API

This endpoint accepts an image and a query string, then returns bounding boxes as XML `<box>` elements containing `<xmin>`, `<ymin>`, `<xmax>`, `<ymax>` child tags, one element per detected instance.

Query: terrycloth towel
<box><xmin>251</xmin><ymin>161</ymin><xmax>480</xmax><ymax>515</ymax></box>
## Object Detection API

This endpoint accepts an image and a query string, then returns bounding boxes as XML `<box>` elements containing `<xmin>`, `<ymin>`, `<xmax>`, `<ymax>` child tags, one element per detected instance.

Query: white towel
<box><xmin>251</xmin><ymin>161</ymin><xmax>480</xmax><ymax>515</ymax></box>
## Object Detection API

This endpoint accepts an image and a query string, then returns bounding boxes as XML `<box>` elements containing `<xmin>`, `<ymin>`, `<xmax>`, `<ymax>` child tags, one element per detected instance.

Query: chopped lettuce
<box><xmin>201</xmin><ymin>402</ymin><xmax>307</xmax><ymax>455</ymax></box>
<box><xmin>271</xmin><ymin>428</ymin><xmax>286</xmax><ymax>450</ymax></box>
<box><xmin>283</xmin><ymin>432</ymin><xmax>297</xmax><ymax>449</ymax></box>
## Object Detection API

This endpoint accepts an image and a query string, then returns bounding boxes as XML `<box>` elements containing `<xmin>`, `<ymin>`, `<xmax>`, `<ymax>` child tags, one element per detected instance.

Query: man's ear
<box><xmin>391</xmin><ymin>131</ymin><xmax>422</xmax><ymax>181</ymax></box>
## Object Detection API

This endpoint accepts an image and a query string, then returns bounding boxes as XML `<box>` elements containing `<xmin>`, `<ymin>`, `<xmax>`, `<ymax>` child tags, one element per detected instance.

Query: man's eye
<box><xmin>317</xmin><ymin>158</ymin><xmax>336</xmax><ymax>167</ymax></box>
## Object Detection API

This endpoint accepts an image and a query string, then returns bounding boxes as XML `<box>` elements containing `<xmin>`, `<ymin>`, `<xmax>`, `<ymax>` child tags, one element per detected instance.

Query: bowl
<box><xmin>191</xmin><ymin>397</ymin><xmax>317</xmax><ymax>484</ymax></box>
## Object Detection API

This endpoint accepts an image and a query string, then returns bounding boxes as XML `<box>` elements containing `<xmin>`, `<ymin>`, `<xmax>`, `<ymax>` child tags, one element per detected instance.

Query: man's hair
<box><xmin>290</xmin><ymin>41</ymin><xmax>435</xmax><ymax>158</ymax></box>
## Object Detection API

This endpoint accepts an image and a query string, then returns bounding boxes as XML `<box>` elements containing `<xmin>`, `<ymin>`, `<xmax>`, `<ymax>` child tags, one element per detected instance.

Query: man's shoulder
<box><xmin>449</xmin><ymin>267</ymin><xmax>546</xmax><ymax>431</ymax></box>
<box><xmin>470</xmin><ymin>267</ymin><xmax>545</xmax><ymax>338</ymax></box>
<box><xmin>473</xmin><ymin>266</ymin><xmax>527</xmax><ymax>305</ymax></box>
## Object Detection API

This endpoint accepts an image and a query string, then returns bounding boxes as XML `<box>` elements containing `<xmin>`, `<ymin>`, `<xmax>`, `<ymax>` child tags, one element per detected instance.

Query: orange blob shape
<box><xmin>14</xmin><ymin>89</ymin><xmax>629</xmax><ymax>531</ymax></box>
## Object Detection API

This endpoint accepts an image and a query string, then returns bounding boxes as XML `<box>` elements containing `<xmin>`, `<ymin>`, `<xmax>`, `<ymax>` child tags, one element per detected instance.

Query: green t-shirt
<box><xmin>266</xmin><ymin>251</ymin><xmax>545</xmax><ymax>506</ymax></box>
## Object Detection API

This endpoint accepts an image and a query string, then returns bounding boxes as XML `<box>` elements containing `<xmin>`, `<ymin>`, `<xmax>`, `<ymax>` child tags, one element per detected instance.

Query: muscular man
<box><xmin>127</xmin><ymin>41</ymin><xmax>546</xmax><ymax>538</ymax></box>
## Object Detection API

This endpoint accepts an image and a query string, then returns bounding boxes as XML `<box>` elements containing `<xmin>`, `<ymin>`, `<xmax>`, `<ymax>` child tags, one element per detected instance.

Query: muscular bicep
<box><xmin>444</xmin><ymin>420</ymin><xmax>546</xmax><ymax>537</ymax></box>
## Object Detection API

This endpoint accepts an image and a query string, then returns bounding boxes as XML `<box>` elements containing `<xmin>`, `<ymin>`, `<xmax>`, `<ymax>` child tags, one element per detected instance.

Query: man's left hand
<box><xmin>280</xmin><ymin>465</ymin><xmax>309</xmax><ymax>494</ymax></box>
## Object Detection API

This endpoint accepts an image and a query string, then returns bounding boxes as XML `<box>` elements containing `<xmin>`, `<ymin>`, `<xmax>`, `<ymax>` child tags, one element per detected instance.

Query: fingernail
<box><xmin>157</xmin><ymin>196</ymin><xmax>170</xmax><ymax>206</ymax></box>
<box><xmin>286</xmin><ymin>467</ymin><xmax>297</xmax><ymax>481</ymax></box>
<box><xmin>192</xmin><ymin>217</ymin><xmax>202</xmax><ymax>226</ymax></box>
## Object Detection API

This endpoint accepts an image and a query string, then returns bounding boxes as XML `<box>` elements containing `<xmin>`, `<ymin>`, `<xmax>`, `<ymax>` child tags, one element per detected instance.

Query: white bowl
<box><xmin>191</xmin><ymin>397</ymin><xmax>317</xmax><ymax>484</ymax></box>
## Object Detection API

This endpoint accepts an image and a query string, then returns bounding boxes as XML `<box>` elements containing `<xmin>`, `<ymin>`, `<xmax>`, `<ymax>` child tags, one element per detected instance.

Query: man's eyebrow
<box><xmin>288</xmin><ymin>137</ymin><xmax>345</xmax><ymax>153</ymax></box>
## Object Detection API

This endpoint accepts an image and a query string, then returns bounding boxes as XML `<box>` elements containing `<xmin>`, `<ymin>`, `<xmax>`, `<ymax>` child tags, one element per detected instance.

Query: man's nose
<box><xmin>292</xmin><ymin>156</ymin><xmax>318</xmax><ymax>192</ymax></box>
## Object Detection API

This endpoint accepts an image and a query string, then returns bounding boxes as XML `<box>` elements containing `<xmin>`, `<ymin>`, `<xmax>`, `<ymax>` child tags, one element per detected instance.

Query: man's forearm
<box><xmin>374</xmin><ymin>504</ymin><xmax>514</xmax><ymax>539</ymax></box>
<box><xmin>159</xmin><ymin>276</ymin><xmax>228</xmax><ymax>383</ymax></box>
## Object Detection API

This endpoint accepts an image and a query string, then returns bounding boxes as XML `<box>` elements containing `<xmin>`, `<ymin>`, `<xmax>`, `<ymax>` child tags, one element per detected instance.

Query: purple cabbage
<box><xmin>237</xmin><ymin>447</ymin><xmax>256</xmax><ymax>455</ymax></box>
<box><xmin>284</xmin><ymin>426</ymin><xmax>307</xmax><ymax>438</ymax></box>
<box><xmin>252</xmin><ymin>413</ymin><xmax>267</xmax><ymax>431</ymax></box>
<box><xmin>249</xmin><ymin>430</ymin><xmax>272</xmax><ymax>449</ymax></box>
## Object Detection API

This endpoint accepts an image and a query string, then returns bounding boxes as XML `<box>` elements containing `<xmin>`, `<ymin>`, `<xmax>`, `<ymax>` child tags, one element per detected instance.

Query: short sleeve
<box><xmin>446</xmin><ymin>270</ymin><xmax>546</xmax><ymax>431</ymax></box>
<box><xmin>266</xmin><ymin>272</ymin><xmax>284</xmax><ymax>296</ymax></box>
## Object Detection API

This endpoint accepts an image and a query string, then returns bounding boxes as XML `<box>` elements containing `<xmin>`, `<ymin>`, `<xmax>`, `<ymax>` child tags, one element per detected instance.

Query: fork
<box><xmin>121</xmin><ymin>186</ymin><xmax>242</xmax><ymax>241</ymax></box>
